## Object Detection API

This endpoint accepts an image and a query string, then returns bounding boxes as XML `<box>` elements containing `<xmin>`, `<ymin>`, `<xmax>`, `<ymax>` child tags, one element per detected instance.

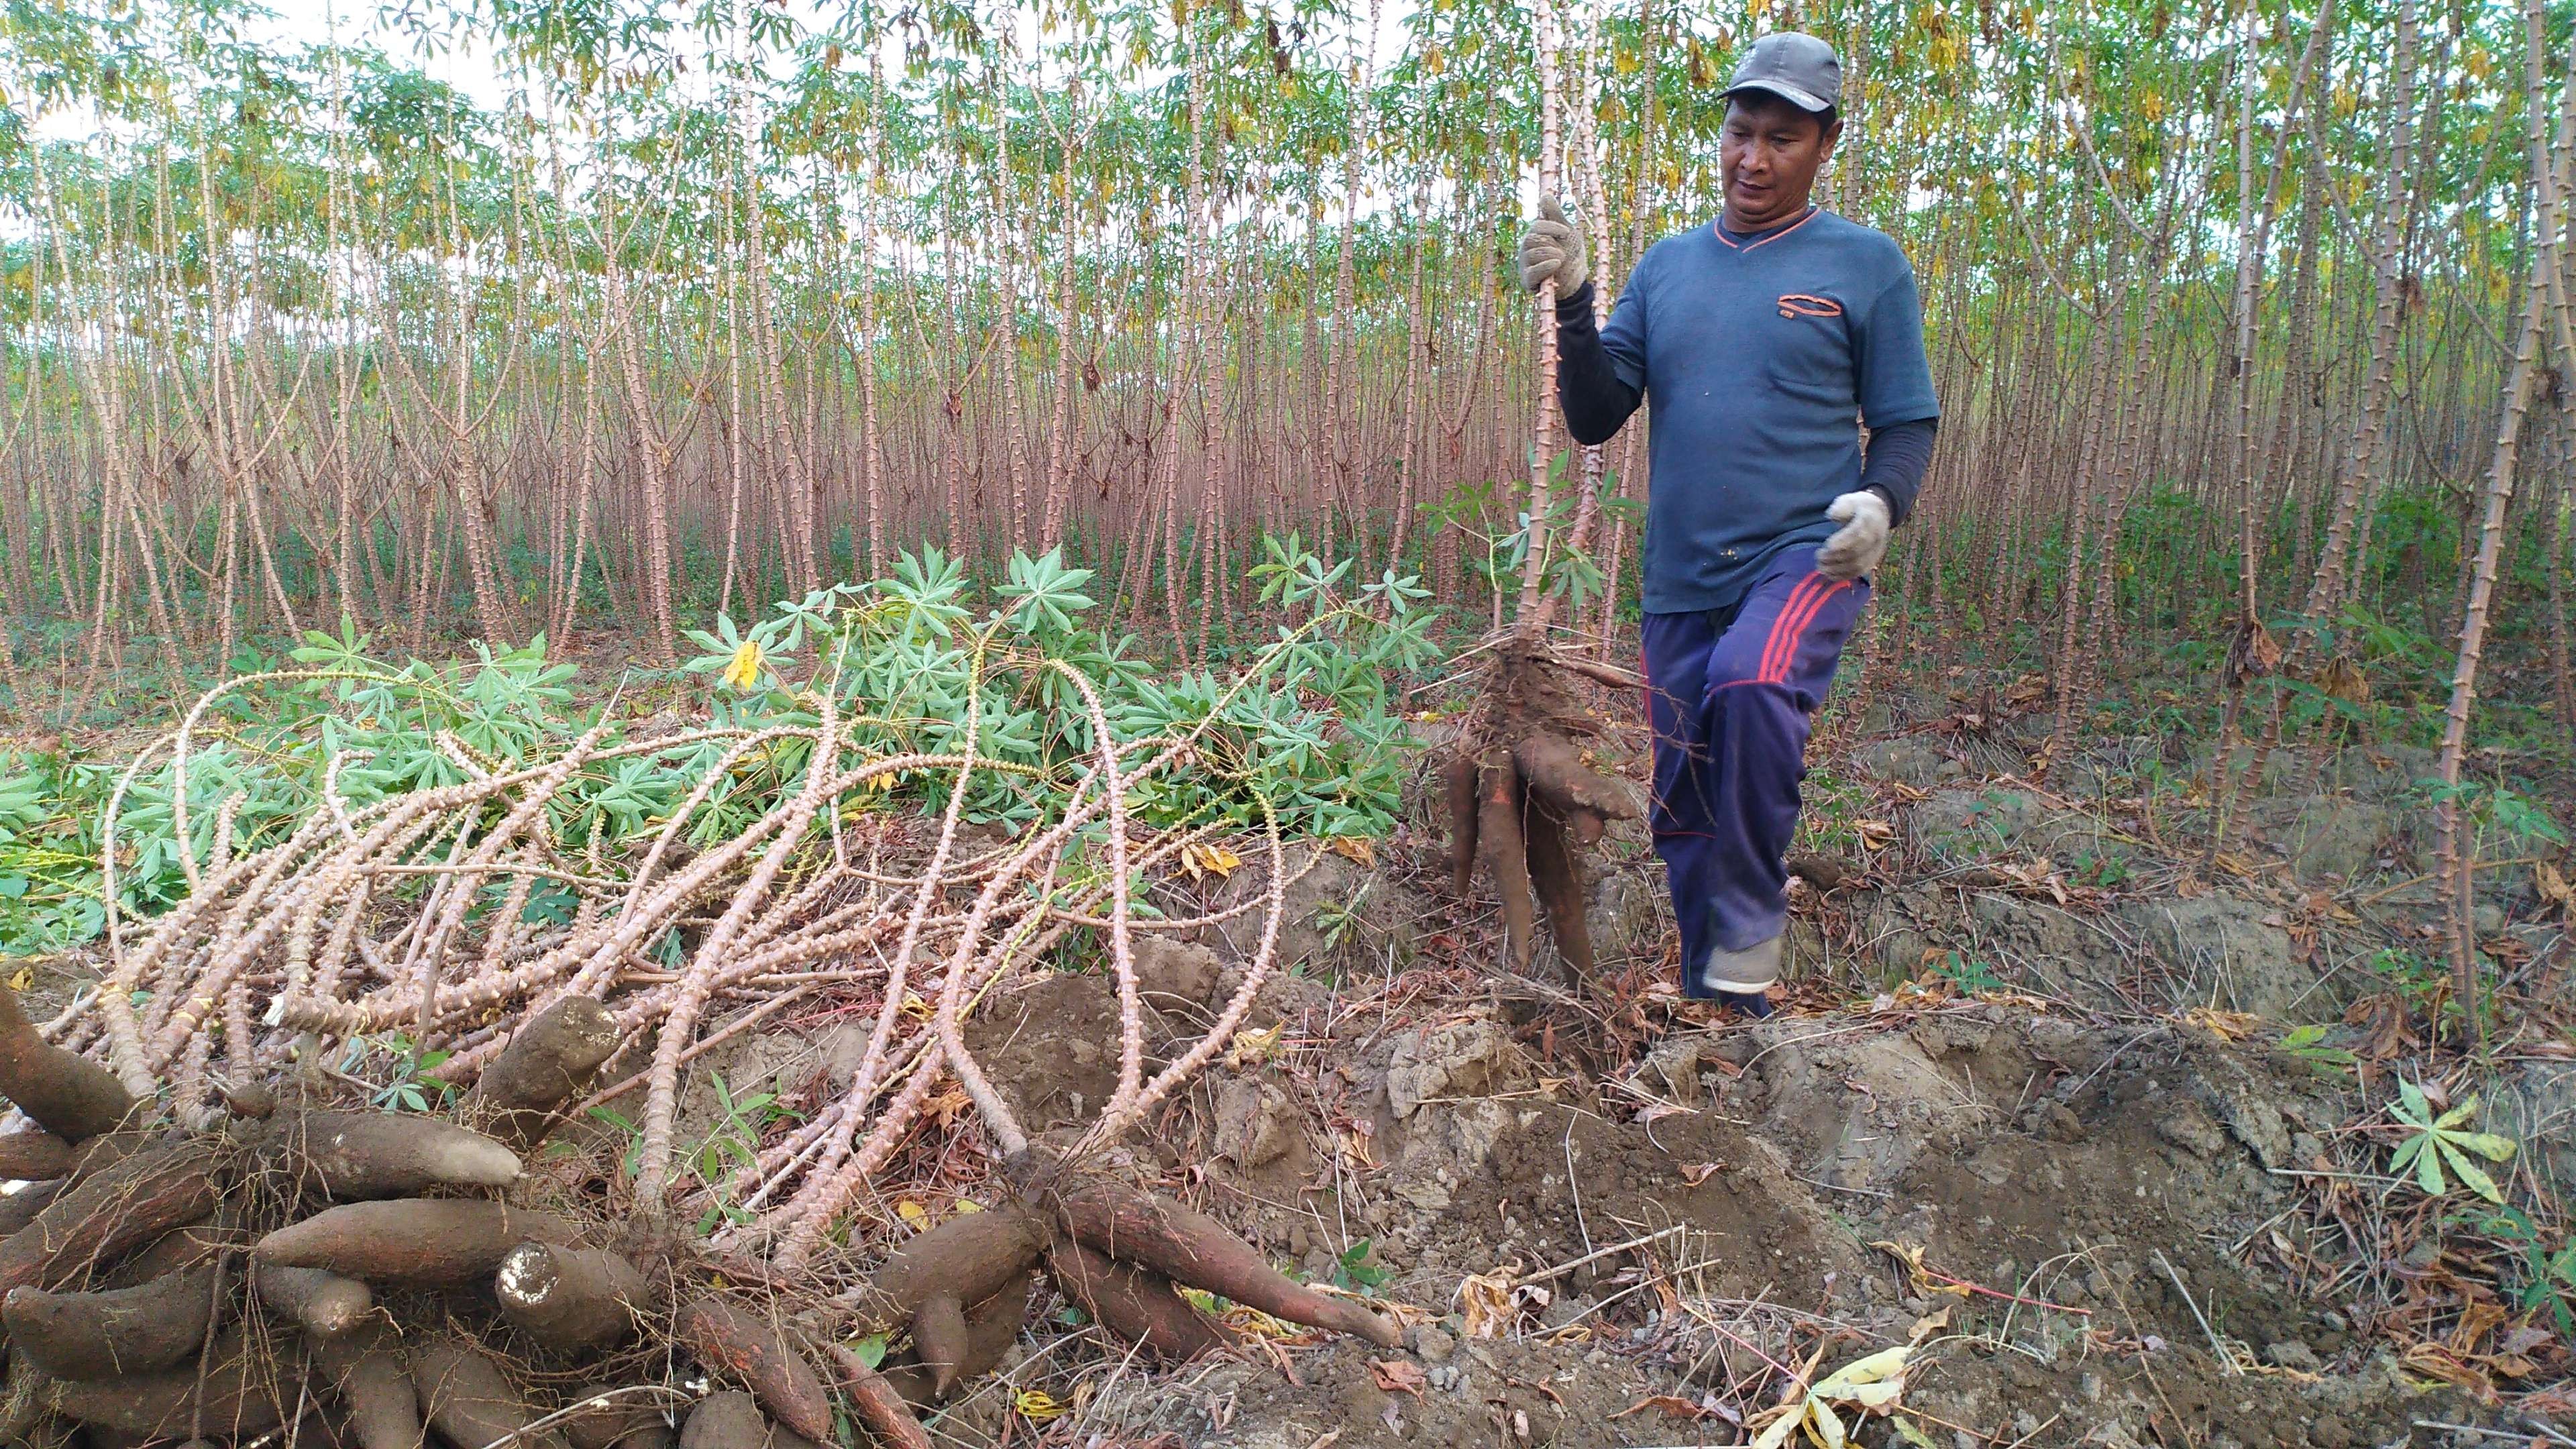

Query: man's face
<box><xmin>1719</xmin><ymin>97</ymin><xmax>1841</xmax><ymax>228</ymax></box>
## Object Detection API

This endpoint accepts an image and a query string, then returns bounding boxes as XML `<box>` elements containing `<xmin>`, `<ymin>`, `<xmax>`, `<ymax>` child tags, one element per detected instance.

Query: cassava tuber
<box><xmin>3</xmin><ymin>1265</ymin><xmax>217</xmax><ymax>1380</ymax></box>
<box><xmin>255</xmin><ymin>1199</ymin><xmax>580</xmax><ymax>1285</ymax></box>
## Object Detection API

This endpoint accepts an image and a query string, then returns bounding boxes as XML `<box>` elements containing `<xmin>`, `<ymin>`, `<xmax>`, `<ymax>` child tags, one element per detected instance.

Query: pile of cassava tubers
<box><xmin>0</xmin><ymin>978</ymin><xmax>1396</xmax><ymax>1449</ymax></box>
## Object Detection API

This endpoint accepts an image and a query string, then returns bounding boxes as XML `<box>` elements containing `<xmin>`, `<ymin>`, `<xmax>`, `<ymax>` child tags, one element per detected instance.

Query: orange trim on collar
<box><xmin>1715</xmin><ymin>205</ymin><xmax>1823</xmax><ymax>252</ymax></box>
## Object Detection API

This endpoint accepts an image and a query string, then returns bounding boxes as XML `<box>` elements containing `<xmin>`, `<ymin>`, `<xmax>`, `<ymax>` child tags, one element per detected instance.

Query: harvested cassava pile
<box><xmin>3</xmin><ymin>614</ymin><xmax>1412</xmax><ymax>1441</ymax></box>
<box><xmin>0</xmin><ymin>967</ymin><xmax>1397</xmax><ymax>1446</ymax></box>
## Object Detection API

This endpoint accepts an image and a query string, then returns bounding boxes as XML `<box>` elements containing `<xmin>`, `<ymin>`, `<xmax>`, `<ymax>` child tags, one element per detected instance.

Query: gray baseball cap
<box><xmin>1723</xmin><ymin>32</ymin><xmax>1842</xmax><ymax>113</ymax></box>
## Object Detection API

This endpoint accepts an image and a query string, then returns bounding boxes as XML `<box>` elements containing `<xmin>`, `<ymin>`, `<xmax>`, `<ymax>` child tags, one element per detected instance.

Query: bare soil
<box><xmin>816</xmin><ymin>697</ymin><xmax>2573</xmax><ymax>1448</ymax></box>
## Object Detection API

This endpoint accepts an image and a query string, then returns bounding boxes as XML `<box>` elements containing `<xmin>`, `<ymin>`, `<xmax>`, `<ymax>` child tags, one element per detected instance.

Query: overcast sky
<box><xmin>224</xmin><ymin>0</ymin><xmax>1426</xmax><ymax>119</ymax></box>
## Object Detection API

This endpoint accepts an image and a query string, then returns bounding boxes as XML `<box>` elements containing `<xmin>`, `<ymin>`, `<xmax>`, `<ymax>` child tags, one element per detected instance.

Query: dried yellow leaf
<box><xmin>1871</xmin><ymin>1240</ymin><xmax>1968</xmax><ymax>1301</ymax></box>
<box><xmin>2537</xmin><ymin>861</ymin><xmax>2574</xmax><ymax>923</ymax></box>
<box><xmin>1224</xmin><ymin>1023</ymin><xmax>1283</xmax><ymax>1071</ymax></box>
<box><xmin>1458</xmin><ymin>1267</ymin><xmax>1518</xmax><ymax>1339</ymax></box>
<box><xmin>1750</xmin><ymin>1344</ymin><xmax>1915</xmax><ymax>1449</ymax></box>
<box><xmin>894</xmin><ymin>1199</ymin><xmax>928</xmax><ymax>1228</ymax></box>
<box><xmin>720</xmin><ymin>639</ymin><xmax>765</xmax><ymax>691</ymax></box>
<box><xmin>1181</xmin><ymin>843</ymin><xmax>1243</xmax><ymax>880</ymax></box>
<box><xmin>1013</xmin><ymin>1389</ymin><xmax>1066</xmax><ymax>1421</ymax></box>
<box><xmin>2182</xmin><ymin>1006</ymin><xmax>2263</xmax><ymax>1042</ymax></box>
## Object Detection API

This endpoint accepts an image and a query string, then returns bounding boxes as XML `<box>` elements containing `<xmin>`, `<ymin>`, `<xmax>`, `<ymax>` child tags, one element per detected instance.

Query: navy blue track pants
<box><xmin>1640</xmin><ymin>546</ymin><xmax>1869</xmax><ymax>996</ymax></box>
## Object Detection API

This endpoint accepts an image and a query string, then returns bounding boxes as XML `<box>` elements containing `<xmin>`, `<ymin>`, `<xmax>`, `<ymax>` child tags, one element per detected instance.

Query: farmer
<box><xmin>1516</xmin><ymin>32</ymin><xmax>1939</xmax><ymax>1016</ymax></box>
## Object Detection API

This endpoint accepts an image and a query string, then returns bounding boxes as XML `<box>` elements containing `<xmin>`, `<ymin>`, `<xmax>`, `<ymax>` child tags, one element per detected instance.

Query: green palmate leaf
<box><xmin>2445</xmin><ymin>1132</ymin><xmax>2519</xmax><ymax>1163</ymax></box>
<box><xmin>2416</xmin><ymin>1138</ymin><xmax>2447</xmax><ymax>1196</ymax></box>
<box><xmin>2394</xmin><ymin>1079</ymin><xmax>2433</xmax><ymax>1125</ymax></box>
<box><xmin>2387</xmin><ymin>1080</ymin><xmax>2519</xmax><ymax>1205</ymax></box>
<box><xmin>2390</xmin><ymin>1134</ymin><xmax>2426</xmax><ymax>1174</ymax></box>
<box><xmin>2435</xmin><ymin>1140</ymin><xmax>2506</xmax><ymax>1205</ymax></box>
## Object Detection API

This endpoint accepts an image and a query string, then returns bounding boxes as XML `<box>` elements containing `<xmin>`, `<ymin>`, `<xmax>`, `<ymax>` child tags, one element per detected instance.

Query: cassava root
<box><xmin>1439</xmin><ymin>639</ymin><xmax>1641</xmax><ymax>983</ymax></box>
<box><xmin>0</xmin><ymin>983</ymin><xmax>139</xmax><ymax>1143</ymax></box>
<box><xmin>3</xmin><ymin>1265</ymin><xmax>218</xmax><ymax>1380</ymax></box>
<box><xmin>496</xmin><ymin>1242</ymin><xmax>661</xmax><ymax>1355</ymax></box>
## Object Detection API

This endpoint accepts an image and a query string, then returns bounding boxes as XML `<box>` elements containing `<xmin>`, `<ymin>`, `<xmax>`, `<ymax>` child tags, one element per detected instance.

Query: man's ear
<box><xmin>1818</xmin><ymin>117</ymin><xmax>1844</xmax><ymax>160</ymax></box>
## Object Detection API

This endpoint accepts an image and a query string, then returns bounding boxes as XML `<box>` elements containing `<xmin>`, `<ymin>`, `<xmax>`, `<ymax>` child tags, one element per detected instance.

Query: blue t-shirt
<box><xmin>1597</xmin><ymin>208</ymin><xmax>1939</xmax><ymax>614</ymax></box>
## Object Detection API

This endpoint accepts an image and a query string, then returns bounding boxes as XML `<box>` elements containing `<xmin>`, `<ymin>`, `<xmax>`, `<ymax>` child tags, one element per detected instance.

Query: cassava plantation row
<box><xmin>0</xmin><ymin>0</ymin><xmax>2569</xmax><ymax>741</ymax></box>
<box><xmin>5</xmin><ymin>0</ymin><xmax>2571</xmax><ymax>992</ymax></box>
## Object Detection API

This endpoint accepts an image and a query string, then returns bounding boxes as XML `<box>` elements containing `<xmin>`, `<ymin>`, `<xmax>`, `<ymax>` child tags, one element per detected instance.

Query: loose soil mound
<box><xmin>868</xmin><ymin>702</ymin><xmax>2570</xmax><ymax>1447</ymax></box>
<box><xmin>949</xmin><ymin>964</ymin><xmax>2498</xmax><ymax>1447</ymax></box>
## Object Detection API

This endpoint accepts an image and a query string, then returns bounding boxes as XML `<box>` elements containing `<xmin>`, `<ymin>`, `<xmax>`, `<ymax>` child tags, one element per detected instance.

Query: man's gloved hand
<box><xmin>1515</xmin><ymin>196</ymin><xmax>1589</xmax><ymax>296</ymax></box>
<box><xmin>1815</xmin><ymin>490</ymin><xmax>1890</xmax><ymax>581</ymax></box>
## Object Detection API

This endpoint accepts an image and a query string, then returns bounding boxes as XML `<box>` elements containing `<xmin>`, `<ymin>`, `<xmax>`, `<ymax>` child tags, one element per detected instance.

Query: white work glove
<box><xmin>1515</xmin><ymin>196</ymin><xmax>1590</xmax><ymax>296</ymax></box>
<box><xmin>1815</xmin><ymin>490</ymin><xmax>1890</xmax><ymax>581</ymax></box>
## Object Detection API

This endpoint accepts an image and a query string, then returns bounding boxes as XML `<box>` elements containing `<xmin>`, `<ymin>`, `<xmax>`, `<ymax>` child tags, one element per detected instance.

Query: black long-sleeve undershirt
<box><xmin>1551</xmin><ymin>280</ymin><xmax>1937</xmax><ymax>524</ymax></box>
<box><xmin>1554</xmin><ymin>283</ymin><xmax>1646</xmax><ymax>447</ymax></box>
<box><xmin>1855</xmin><ymin>414</ymin><xmax>1935</xmax><ymax>524</ymax></box>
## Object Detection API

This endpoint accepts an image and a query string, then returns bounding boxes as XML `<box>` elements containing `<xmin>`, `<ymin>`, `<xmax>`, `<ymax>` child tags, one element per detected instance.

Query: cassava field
<box><xmin>1</xmin><ymin>0</ymin><xmax>2573</xmax><ymax>1444</ymax></box>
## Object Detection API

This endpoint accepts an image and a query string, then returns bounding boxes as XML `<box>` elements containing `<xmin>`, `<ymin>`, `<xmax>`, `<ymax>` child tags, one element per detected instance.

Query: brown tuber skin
<box><xmin>906</xmin><ymin>1292</ymin><xmax>971</xmax><ymax>1399</ymax></box>
<box><xmin>40</xmin><ymin>1330</ymin><xmax>288</xmax><ymax>1441</ymax></box>
<box><xmin>1474</xmin><ymin>748</ymin><xmax>1538</xmax><ymax>973</ymax></box>
<box><xmin>252</xmin><ymin>1261</ymin><xmax>375</xmax><ymax>1339</ymax></box>
<box><xmin>3</xmin><ymin>1265</ymin><xmax>217</xmax><ymax>1380</ymax></box>
<box><xmin>559</xmin><ymin>1391</ymin><xmax>678</xmax><ymax>1449</ymax></box>
<box><xmin>818</xmin><ymin>1345</ymin><xmax>932</xmax><ymax>1449</ymax></box>
<box><xmin>0</xmin><ymin>1181</ymin><xmax>63</xmax><ymax>1238</ymax></box>
<box><xmin>413</xmin><ymin>1338</ymin><xmax>568</xmax><ymax>1449</ymax></box>
<box><xmin>1564</xmin><ymin>806</ymin><xmax>1606</xmax><ymax>845</ymax></box>
<box><xmin>313</xmin><ymin>1328</ymin><xmax>425</xmax><ymax>1449</ymax></box>
<box><xmin>0</xmin><ymin>1132</ymin><xmax>74</xmax><ymax>1182</ymax></box>
<box><xmin>1510</xmin><ymin>733</ymin><xmax>1640</xmax><ymax>824</ymax></box>
<box><xmin>1520</xmin><ymin>801</ymin><xmax>1597</xmax><ymax>979</ymax></box>
<box><xmin>0</xmin><ymin>983</ymin><xmax>139</xmax><ymax>1144</ymax></box>
<box><xmin>1039</xmin><ymin>1173</ymin><xmax>1399</xmax><ymax>1348</ymax></box>
<box><xmin>462</xmin><ymin>998</ymin><xmax>622</xmax><ymax>1153</ymax></box>
<box><xmin>101</xmin><ymin>1220</ymin><xmax>228</xmax><ymax>1287</ymax></box>
<box><xmin>62</xmin><ymin>1128</ymin><xmax>156</xmax><ymax>1185</ymax></box>
<box><xmin>255</xmin><ymin>1199</ymin><xmax>582</xmax><ymax>1285</ymax></box>
<box><xmin>860</xmin><ymin>1202</ymin><xmax>1046</xmax><ymax>1327</ymax></box>
<box><xmin>878</xmin><ymin>1269</ymin><xmax>1032</xmax><ymax>1407</ymax></box>
<box><xmin>669</xmin><ymin>1295</ymin><xmax>832</xmax><ymax>1444</ymax></box>
<box><xmin>1440</xmin><ymin>753</ymin><xmax>1482</xmax><ymax>897</ymax></box>
<box><xmin>274</xmin><ymin>1111</ymin><xmax>523</xmax><ymax>1201</ymax></box>
<box><xmin>495</xmin><ymin>1242</ymin><xmax>660</xmax><ymax>1355</ymax></box>
<box><xmin>0</xmin><ymin>1141</ymin><xmax>219</xmax><ymax>1297</ymax></box>
<box><xmin>222</xmin><ymin>1080</ymin><xmax>279</xmax><ymax>1121</ymax></box>
<box><xmin>675</xmin><ymin>1392</ymin><xmax>763</xmax><ymax>1449</ymax></box>
<box><xmin>1043</xmin><ymin>1240</ymin><xmax>1230</xmax><ymax>1362</ymax></box>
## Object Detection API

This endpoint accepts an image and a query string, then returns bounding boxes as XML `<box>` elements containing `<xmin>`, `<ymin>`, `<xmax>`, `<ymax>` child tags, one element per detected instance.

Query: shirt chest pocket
<box><xmin>1762</xmin><ymin>293</ymin><xmax>1857</xmax><ymax>408</ymax></box>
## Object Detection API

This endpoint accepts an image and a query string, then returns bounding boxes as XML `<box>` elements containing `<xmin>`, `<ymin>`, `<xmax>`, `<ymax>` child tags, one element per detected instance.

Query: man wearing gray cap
<box><xmin>1517</xmin><ymin>32</ymin><xmax>1939</xmax><ymax>1017</ymax></box>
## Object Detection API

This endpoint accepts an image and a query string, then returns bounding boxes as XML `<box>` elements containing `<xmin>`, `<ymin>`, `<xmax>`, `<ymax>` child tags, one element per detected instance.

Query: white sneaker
<box><xmin>1691</xmin><ymin>934</ymin><xmax>1782</xmax><ymax>996</ymax></box>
